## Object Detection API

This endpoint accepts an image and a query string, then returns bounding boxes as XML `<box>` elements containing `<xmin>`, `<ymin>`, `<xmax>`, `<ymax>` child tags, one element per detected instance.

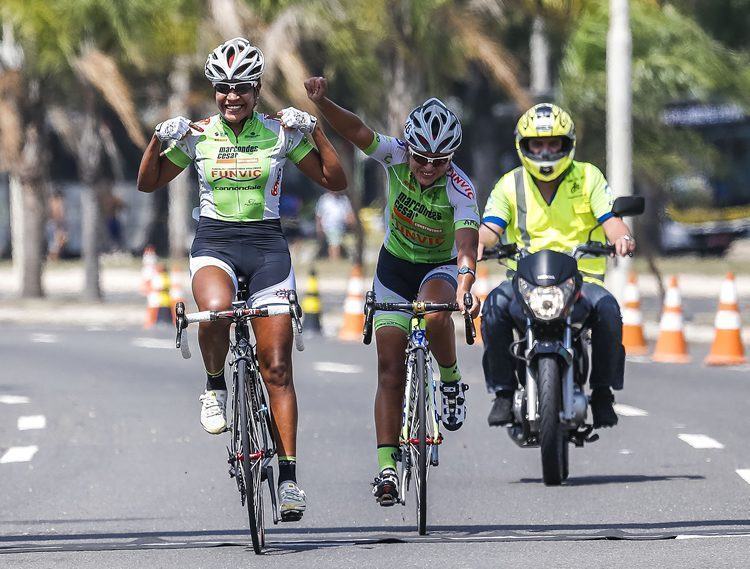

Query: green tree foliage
<box><xmin>560</xmin><ymin>0</ymin><xmax>750</xmax><ymax>186</ymax></box>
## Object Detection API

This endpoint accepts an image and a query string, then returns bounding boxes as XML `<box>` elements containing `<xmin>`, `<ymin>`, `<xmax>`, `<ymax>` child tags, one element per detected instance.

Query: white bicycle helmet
<box><xmin>204</xmin><ymin>37</ymin><xmax>265</xmax><ymax>83</ymax></box>
<box><xmin>403</xmin><ymin>98</ymin><xmax>462</xmax><ymax>154</ymax></box>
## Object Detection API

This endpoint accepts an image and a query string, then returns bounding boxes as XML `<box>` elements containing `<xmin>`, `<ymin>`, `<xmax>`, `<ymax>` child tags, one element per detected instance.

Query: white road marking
<box><xmin>31</xmin><ymin>333</ymin><xmax>58</xmax><ymax>343</ymax></box>
<box><xmin>132</xmin><ymin>337</ymin><xmax>174</xmax><ymax>350</ymax></box>
<box><xmin>618</xmin><ymin>449</ymin><xmax>633</xmax><ymax>455</ymax></box>
<box><xmin>678</xmin><ymin>434</ymin><xmax>725</xmax><ymax>449</ymax></box>
<box><xmin>17</xmin><ymin>415</ymin><xmax>46</xmax><ymax>431</ymax></box>
<box><xmin>0</xmin><ymin>446</ymin><xmax>39</xmax><ymax>463</ymax></box>
<box><xmin>676</xmin><ymin>534</ymin><xmax>750</xmax><ymax>541</ymax></box>
<box><xmin>313</xmin><ymin>362</ymin><xmax>363</xmax><ymax>374</ymax></box>
<box><xmin>614</xmin><ymin>404</ymin><xmax>649</xmax><ymax>417</ymax></box>
<box><xmin>736</xmin><ymin>470</ymin><xmax>750</xmax><ymax>485</ymax></box>
<box><xmin>0</xmin><ymin>395</ymin><xmax>30</xmax><ymax>405</ymax></box>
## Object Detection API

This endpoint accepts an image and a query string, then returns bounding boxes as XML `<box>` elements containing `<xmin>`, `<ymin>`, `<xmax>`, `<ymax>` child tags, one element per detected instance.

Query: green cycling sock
<box><xmin>377</xmin><ymin>445</ymin><xmax>398</xmax><ymax>472</ymax></box>
<box><xmin>438</xmin><ymin>361</ymin><xmax>461</xmax><ymax>383</ymax></box>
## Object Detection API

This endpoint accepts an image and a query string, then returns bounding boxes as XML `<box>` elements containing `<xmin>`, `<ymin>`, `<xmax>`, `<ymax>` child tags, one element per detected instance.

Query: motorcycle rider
<box><xmin>478</xmin><ymin>103</ymin><xmax>636</xmax><ymax>429</ymax></box>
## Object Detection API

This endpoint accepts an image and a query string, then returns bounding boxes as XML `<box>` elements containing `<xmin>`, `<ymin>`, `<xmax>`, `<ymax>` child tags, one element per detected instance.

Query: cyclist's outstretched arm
<box><xmin>304</xmin><ymin>76</ymin><xmax>375</xmax><ymax>151</ymax></box>
<box><xmin>295</xmin><ymin>125</ymin><xmax>348</xmax><ymax>191</ymax></box>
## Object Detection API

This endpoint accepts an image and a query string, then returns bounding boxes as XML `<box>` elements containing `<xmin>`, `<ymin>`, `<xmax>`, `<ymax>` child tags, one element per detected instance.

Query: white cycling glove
<box><xmin>154</xmin><ymin>116</ymin><xmax>193</xmax><ymax>142</ymax></box>
<box><xmin>278</xmin><ymin>107</ymin><xmax>317</xmax><ymax>134</ymax></box>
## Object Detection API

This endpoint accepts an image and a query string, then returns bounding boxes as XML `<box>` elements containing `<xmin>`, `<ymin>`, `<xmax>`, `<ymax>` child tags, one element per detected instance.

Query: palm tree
<box><xmin>3</xmin><ymin>0</ymin><xmax>198</xmax><ymax>299</ymax></box>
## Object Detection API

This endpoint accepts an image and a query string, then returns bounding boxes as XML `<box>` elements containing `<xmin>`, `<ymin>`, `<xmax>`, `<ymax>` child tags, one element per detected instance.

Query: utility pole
<box><xmin>530</xmin><ymin>16</ymin><xmax>551</xmax><ymax>99</ymax></box>
<box><xmin>606</xmin><ymin>0</ymin><xmax>633</xmax><ymax>302</ymax></box>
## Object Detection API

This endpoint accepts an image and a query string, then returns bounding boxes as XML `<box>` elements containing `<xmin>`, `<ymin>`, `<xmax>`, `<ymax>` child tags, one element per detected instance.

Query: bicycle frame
<box><xmin>400</xmin><ymin>315</ymin><xmax>441</xmax><ymax>478</ymax></box>
<box><xmin>227</xmin><ymin>316</ymin><xmax>278</xmax><ymax>521</ymax></box>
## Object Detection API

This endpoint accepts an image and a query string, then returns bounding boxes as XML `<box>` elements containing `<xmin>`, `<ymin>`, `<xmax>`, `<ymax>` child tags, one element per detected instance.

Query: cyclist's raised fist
<box><xmin>304</xmin><ymin>77</ymin><xmax>327</xmax><ymax>102</ymax></box>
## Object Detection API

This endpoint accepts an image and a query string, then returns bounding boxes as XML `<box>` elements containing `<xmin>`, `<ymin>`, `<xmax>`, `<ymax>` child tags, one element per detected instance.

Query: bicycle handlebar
<box><xmin>175</xmin><ymin>293</ymin><xmax>305</xmax><ymax>358</ymax></box>
<box><xmin>362</xmin><ymin>292</ymin><xmax>476</xmax><ymax>346</ymax></box>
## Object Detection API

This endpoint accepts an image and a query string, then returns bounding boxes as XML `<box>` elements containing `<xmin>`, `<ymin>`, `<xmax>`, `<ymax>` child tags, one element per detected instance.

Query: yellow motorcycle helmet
<box><xmin>515</xmin><ymin>103</ymin><xmax>576</xmax><ymax>182</ymax></box>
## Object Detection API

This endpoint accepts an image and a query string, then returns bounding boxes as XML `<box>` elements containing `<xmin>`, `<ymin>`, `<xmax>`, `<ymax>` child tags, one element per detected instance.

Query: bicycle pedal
<box><xmin>280</xmin><ymin>510</ymin><xmax>304</xmax><ymax>522</ymax></box>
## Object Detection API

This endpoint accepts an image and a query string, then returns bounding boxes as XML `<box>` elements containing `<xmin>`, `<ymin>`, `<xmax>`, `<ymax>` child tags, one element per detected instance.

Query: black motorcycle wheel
<box><xmin>538</xmin><ymin>355</ymin><xmax>567</xmax><ymax>486</ymax></box>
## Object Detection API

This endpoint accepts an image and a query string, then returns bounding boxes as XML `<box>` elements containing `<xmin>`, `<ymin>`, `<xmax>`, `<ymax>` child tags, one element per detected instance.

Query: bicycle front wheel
<box><xmin>237</xmin><ymin>359</ymin><xmax>264</xmax><ymax>553</ymax></box>
<box><xmin>415</xmin><ymin>349</ymin><xmax>428</xmax><ymax>535</ymax></box>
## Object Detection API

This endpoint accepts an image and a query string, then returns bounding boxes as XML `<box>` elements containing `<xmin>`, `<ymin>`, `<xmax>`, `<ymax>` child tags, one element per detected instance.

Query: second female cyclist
<box><xmin>306</xmin><ymin>76</ymin><xmax>481</xmax><ymax>506</ymax></box>
<box><xmin>137</xmin><ymin>38</ymin><xmax>347</xmax><ymax>520</ymax></box>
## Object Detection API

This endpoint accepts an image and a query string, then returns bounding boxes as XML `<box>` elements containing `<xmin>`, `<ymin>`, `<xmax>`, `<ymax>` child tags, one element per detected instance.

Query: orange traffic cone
<box><xmin>704</xmin><ymin>272</ymin><xmax>746</xmax><ymax>366</ymax></box>
<box><xmin>169</xmin><ymin>268</ymin><xmax>187</xmax><ymax>323</ymax></box>
<box><xmin>338</xmin><ymin>264</ymin><xmax>366</xmax><ymax>342</ymax></box>
<box><xmin>144</xmin><ymin>263</ymin><xmax>172</xmax><ymax>329</ymax></box>
<box><xmin>622</xmin><ymin>272</ymin><xmax>648</xmax><ymax>355</ymax></box>
<box><xmin>652</xmin><ymin>276</ymin><xmax>691</xmax><ymax>363</ymax></box>
<box><xmin>473</xmin><ymin>264</ymin><xmax>491</xmax><ymax>345</ymax></box>
<box><xmin>140</xmin><ymin>245</ymin><xmax>158</xmax><ymax>296</ymax></box>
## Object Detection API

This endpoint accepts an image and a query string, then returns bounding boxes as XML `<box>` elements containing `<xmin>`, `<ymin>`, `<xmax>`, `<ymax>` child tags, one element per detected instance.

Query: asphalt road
<box><xmin>1</xmin><ymin>324</ymin><xmax>749</xmax><ymax>567</ymax></box>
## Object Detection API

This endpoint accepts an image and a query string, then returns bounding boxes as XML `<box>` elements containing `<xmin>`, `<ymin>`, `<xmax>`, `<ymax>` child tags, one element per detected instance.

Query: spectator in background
<box><xmin>315</xmin><ymin>190</ymin><xmax>355</xmax><ymax>260</ymax></box>
<box><xmin>101</xmin><ymin>190</ymin><xmax>126</xmax><ymax>253</ymax></box>
<box><xmin>46</xmin><ymin>190</ymin><xmax>68</xmax><ymax>261</ymax></box>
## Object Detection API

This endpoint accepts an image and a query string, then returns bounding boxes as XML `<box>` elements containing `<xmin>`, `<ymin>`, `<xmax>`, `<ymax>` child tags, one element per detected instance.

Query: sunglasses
<box><xmin>408</xmin><ymin>147</ymin><xmax>454</xmax><ymax>167</ymax></box>
<box><xmin>213</xmin><ymin>82</ymin><xmax>258</xmax><ymax>95</ymax></box>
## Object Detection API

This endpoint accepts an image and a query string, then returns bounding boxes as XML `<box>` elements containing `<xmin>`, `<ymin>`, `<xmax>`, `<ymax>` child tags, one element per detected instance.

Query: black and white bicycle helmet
<box><xmin>204</xmin><ymin>37</ymin><xmax>265</xmax><ymax>83</ymax></box>
<box><xmin>403</xmin><ymin>98</ymin><xmax>462</xmax><ymax>154</ymax></box>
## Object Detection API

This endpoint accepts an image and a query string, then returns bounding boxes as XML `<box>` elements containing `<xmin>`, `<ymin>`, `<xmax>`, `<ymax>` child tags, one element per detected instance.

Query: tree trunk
<box><xmin>386</xmin><ymin>50</ymin><xmax>419</xmax><ymax>137</ymax></box>
<box><xmin>80</xmin><ymin>183</ymin><xmax>102</xmax><ymax>300</ymax></box>
<box><xmin>168</xmin><ymin>57</ymin><xmax>192</xmax><ymax>261</ymax></box>
<box><xmin>77</xmin><ymin>98</ymin><xmax>104</xmax><ymax>301</ymax></box>
<box><xmin>12</xmin><ymin>123</ymin><xmax>47</xmax><ymax>298</ymax></box>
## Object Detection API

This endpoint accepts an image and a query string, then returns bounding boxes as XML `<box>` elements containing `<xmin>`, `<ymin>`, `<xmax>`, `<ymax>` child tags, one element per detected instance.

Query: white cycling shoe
<box><xmin>199</xmin><ymin>389</ymin><xmax>228</xmax><ymax>434</ymax></box>
<box><xmin>278</xmin><ymin>481</ymin><xmax>306</xmax><ymax>522</ymax></box>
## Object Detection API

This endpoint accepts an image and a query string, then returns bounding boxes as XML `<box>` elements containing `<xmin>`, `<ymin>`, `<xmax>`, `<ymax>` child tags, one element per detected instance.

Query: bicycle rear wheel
<box><xmin>414</xmin><ymin>349</ymin><xmax>428</xmax><ymax>535</ymax></box>
<box><xmin>237</xmin><ymin>359</ymin><xmax>264</xmax><ymax>553</ymax></box>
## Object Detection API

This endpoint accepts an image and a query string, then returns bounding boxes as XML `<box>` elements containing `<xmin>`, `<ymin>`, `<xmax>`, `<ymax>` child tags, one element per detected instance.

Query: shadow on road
<box><xmin>3</xmin><ymin>516</ymin><xmax>750</xmax><ymax>555</ymax></box>
<box><xmin>515</xmin><ymin>474</ymin><xmax>705</xmax><ymax>486</ymax></box>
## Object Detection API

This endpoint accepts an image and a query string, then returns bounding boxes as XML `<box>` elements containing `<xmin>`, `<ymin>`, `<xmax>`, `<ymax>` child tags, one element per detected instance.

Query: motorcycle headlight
<box><xmin>518</xmin><ymin>277</ymin><xmax>576</xmax><ymax>321</ymax></box>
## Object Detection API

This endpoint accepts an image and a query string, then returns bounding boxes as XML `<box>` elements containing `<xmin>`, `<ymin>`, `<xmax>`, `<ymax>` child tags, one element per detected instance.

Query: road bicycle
<box><xmin>362</xmin><ymin>291</ymin><xmax>475</xmax><ymax>535</ymax></box>
<box><xmin>174</xmin><ymin>277</ymin><xmax>304</xmax><ymax>553</ymax></box>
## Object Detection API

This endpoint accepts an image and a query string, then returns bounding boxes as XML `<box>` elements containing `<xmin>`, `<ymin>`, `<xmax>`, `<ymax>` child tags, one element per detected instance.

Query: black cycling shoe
<box><xmin>487</xmin><ymin>391</ymin><xmax>514</xmax><ymax>427</ymax></box>
<box><xmin>440</xmin><ymin>381</ymin><xmax>468</xmax><ymax>432</ymax></box>
<box><xmin>372</xmin><ymin>468</ymin><xmax>399</xmax><ymax>507</ymax></box>
<box><xmin>590</xmin><ymin>388</ymin><xmax>619</xmax><ymax>428</ymax></box>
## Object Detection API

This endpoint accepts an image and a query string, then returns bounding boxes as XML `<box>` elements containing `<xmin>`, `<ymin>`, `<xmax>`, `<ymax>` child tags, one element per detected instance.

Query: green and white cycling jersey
<box><xmin>164</xmin><ymin>112</ymin><xmax>313</xmax><ymax>222</ymax></box>
<box><xmin>363</xmin><ymin>132</ymin><xmax>480</xmax><ymax>264</ymax></box>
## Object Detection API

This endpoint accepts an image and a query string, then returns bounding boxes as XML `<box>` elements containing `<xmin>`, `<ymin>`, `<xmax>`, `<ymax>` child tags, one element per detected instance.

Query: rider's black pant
<box><xmin>481</xmin><ymin>280</ymin><xmax>625</xmax><ymax>394</ymax></box>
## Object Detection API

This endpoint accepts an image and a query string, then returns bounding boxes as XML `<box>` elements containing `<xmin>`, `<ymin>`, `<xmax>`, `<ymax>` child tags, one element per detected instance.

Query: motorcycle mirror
<box><xmin>611</xmin><ymin>196</ymin><xmax>645</xmax><ymax>218</ymax></box>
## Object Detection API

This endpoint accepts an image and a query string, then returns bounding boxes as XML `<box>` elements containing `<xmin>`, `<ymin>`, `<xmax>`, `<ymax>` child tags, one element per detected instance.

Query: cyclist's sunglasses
<box><xmin>213</xmin><ymin>81</ymin><xmax>258</xmax><ymax>95</ymax></box>
<box><xmin>408</xmin><ymin>147</ymin><xmax>454</xmax><ymax>167</ymax></box>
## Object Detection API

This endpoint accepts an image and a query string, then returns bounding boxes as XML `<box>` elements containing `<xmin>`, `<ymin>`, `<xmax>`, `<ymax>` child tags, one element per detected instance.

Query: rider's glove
<box><xmin>154</xmin><ymin>116</ymin><xmax>192</xmax><ymax>142</ymax></box>
<box><xmin>278</xmin><ymin>107</ymin><xmax>317</xmax><ymax>134</ymax></box>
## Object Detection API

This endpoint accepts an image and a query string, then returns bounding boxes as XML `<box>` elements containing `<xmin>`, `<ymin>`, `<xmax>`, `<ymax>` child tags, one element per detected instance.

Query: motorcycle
<box><xmin>482</xmin><ymin>196</ymin><xmax>645</xmax><ymax>485</ymax></box>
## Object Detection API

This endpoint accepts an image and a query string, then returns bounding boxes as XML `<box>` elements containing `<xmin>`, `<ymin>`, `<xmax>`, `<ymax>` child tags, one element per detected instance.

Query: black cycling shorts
<box><xmin>190</xmin><ymin>217</ymin><xmax>295</xmax><ymax>306</ymax></box>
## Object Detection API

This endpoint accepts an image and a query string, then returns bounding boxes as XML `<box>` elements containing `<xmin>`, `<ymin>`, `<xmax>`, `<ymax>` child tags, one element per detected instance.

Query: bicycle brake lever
<box><xmin>463</xmin><ymin>292</ymin><xmax>476</xmax><ymax>346</ymax></box>
<box><xmin>179</xmin><ymin>328</ymin><xmax>191</xmax><ymax>359</ymax></box>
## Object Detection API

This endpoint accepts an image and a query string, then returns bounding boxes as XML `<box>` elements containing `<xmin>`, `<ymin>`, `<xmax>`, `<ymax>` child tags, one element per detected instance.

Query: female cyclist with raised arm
<box><xmin>305</xmin><ymin>77</ymin><xmax>480</xmax><ymax>506</ymax></box>
<box><xmin>137</xmin><ymin>39</ymin><xmax>347</xmax><ymax>521</ymax></box>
